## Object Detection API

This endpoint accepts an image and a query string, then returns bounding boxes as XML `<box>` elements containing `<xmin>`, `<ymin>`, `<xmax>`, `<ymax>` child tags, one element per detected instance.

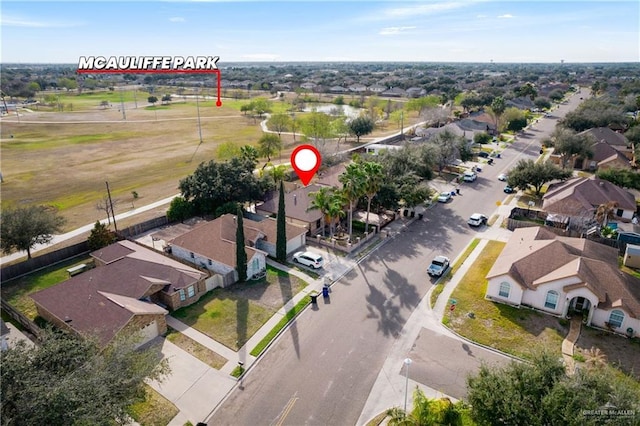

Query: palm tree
<box><xmin>269</xmin><ymin>164</ymin><xmax>287</xmax><ymax>185</ymax></box>
<box><xmin>326</xmin><ymin>190</ymin><xmax>347</xmax><ymax>238</ymax></box>
<box><xmin>362</xmin><ymin>161</ymin><xmax>384</xmax><ymax>234</ymax></box>
<box><xmin>585</xmin><ymin>346</ymin><xmax>607</xmax><ymax>370</ymax></box>
<box><xmin>386</xmin><ymin>387</ymin><xmax>463</xmax><ymax>426</ymax></box>
<box><xmin>339</xmin><ymin>163</ymin><xmax>366</xmax><ymax>242</ymax></box>
<box><xmin>595</xmin><ymin>200</ymin><xmax>618</xmax><ymax>229</ymax></box>
<box><xmin>308</xmin><ymin>187</ymin><xmax>333</xmax><ymax>237</ymax></box>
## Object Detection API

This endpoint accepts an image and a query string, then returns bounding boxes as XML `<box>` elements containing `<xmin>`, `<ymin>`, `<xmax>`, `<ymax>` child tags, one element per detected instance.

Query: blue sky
<box><xmin>2</xmin><ymin>1</ymin><xmax>638</xmax><ymax>63</ymax></box>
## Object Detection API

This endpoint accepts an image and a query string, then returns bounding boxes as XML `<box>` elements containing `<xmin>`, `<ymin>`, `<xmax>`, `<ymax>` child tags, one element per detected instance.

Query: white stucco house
<box><xmin>485</xmin><ymin>227</ymin><xmax>640</xmax><ymax>338</ymax></box>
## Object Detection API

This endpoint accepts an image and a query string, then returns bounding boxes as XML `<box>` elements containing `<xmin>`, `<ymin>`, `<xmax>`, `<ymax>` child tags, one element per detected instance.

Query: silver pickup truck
<box><xmin>427</xmin><ymin>255</ymin><xmax>450</xmax><ymax>277</ymax></box>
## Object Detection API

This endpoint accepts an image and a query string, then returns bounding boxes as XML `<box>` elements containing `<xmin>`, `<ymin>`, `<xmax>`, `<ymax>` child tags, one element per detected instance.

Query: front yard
<box><xmin>446</xmin><ymin>241</ymin><xmax>568</xmax><ymax>359</ymax></box>
<box><xmin>171</xmin><ymin>264</ymin><xmax>308</xmax><ymax>350</ymax></box>
<box><xmin>446</xmin><ymin>240</ymin><xmax>640</xmax><ymax>382</ymax></box>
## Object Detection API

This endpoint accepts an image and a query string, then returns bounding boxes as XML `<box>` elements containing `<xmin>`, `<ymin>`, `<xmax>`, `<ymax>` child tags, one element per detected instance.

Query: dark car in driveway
<box><xmin>504</xmin><ymin>185</ymin><xmax>514</xmax><ymax>194</ymax></box>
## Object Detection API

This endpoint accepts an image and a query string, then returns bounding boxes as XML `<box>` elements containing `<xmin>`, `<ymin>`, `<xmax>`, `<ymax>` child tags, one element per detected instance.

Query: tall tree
<box><xmin>339</xmin><ymin>162</ymin><xmax>366</xmax><ymax>241</ymax></box>
<box><xmin>276</xmin><ymin>180</ymin><xmax>287</xmax><ymax>263</ymax></box>
<box><xmin>490</xmin><ymin>96</ymin><xmax>506</xmax><ymax>130</ymax></box>
<box><xmin>1</xmin><ymin>329</ymin><xmax>169</xmax><ymax>426</ymax></box>
<box><xmin>595</xmin><ymin>200</ymin><xmax>618</xmax><ymax>229</ymax></box>
<box><xmin>386</xmin><ymin>387</ymin><xmax>466</xmax><ymax>426</ymax></box>
<box><xmin>362</xmin><ymin>161</ymin><xmax>384</xmax><ymax>233</ymax></box>
<box><xmin>267</xmin><ymin>113</ymin><xmax>291</xmax><ymax>138</ymax></box>
<box><xmin>308</xmin><ymin>186</ymin><xmax>333</xmax><ymax>238</ymax></box>
<box><xmin>0</xmin><ymin>205</ymin><xmax>66</xmax><ymax>259</ymax></box>
<box><xmin>236</xmin><ymin>207</ymin><xmax>247</xmax><ymax>282</ymax></box>
<box><xmin>348</xmin><ymin>116</ymin><xmax>375</xmax><ymax>144</ymax></box>
<box><xmin>549</xmin><ymin>127</ymin><xmax>596</xmax><ymax>169</ymax></box>
<box><xmin>258</xmin><ymin>133</ymin><xmax>282</xmax><ymax>164</ymax></box>
<box><xmin>507</xmin><ymin>159</ymin><xmax>572</xmax><ymax>195</ymax></box>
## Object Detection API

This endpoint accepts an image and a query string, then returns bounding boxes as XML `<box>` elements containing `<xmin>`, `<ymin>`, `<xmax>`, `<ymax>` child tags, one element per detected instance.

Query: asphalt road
<box><xmin>209</xmin><ymin>89</ymin><xmax>587</xmax><ymax>426</ymax></box>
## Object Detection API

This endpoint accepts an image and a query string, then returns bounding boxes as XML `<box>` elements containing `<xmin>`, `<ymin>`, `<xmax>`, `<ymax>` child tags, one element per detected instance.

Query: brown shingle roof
<box><xmin>488</xmin><ymin>227</ymin><xmax>640</xmax><ymax>317</ymax></box>
<box><xmin>580</xmin><ymin>127</ymin><xmax>628</xmax><ymax>147</ymax></box>
<box><xmin>29</xmin><ymin>241</ymin><xmax>205</xmax><ymax>345</ymax></box>
<box><xmin>543</xmin><ymin>176</ymin><xmax>636</xmax><ymax>215</ymax></box>
<box><xmin>169</xmin><ymin>214</ymin><xmax>268</xmax><ymax>268</ymax></box>
<box><xmin>258</xmin><ymin>184</ymin><xmax>323</xmax><ymax>224</ymax></box>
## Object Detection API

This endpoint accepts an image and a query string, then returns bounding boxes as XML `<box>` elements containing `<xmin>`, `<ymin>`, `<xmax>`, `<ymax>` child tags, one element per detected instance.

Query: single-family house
<box><xmin>349</xmin><ymin>84</ymin><xmax>368</xmax><ymax>93</ymax></box>
<box><xmin>168</xmin><ymin>214</ymin><xmax>305</xmax><ymax>285</ymax></box>
<box><xmin>405</xmin><ymin>87</ymin><xmax>427</xmax><ymax>98</ymax></box>
<box><xmin>550</xmin><ymin>141</ymin><xmax>632</xmax><ymax>171</ymax></box>
<box><xmin>542</xmin><ymin>176</ymin><xmax>637</xmax><ymax>223</ymax></box>
<box><xmin>580</xmin><ymin>127</ymin><xmax>631</xmax><ymax>159</ymax></box>
<box><xmin>485</xmin><ymin>227</ymin><xmax>640</xmax><ymax>338</ymax></box>
<box><xmin>381</xmin><ymin>87</ymin><xmax>406</xmax><ymax>98</ymax></box>
<box><xmin>256</xmin><ymin>184</ymin><xmax>323</xmax><ymax>236</ymax></box>
<box><xmin>30</xmin><ymin>240</ymin><xmax>209</xmax><ymax>346</ymax></box>
<box><xmin>329</xmin><ymin>86</ymin><xmax>349</xmax><ymax>94</ymax></box>
<box><xmin>367</xmin><ymin>84</ymin><xmax>386</xmax><ymax>94</ymax></box>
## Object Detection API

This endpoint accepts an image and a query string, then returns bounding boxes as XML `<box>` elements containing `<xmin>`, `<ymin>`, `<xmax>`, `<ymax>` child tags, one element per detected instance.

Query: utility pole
<box><xmin>105</xmin><ymin>181</ymin><xmax>118</xmax><ymax>233</ymax></box>
<box><xmin>195</xmin><ymin>87</ymin><xmax>203</xmax><ymax>144</ymax></box>
<box><xmin>120</xmin><ymin>88</ymin><xmax>126</xmax><ymax>120</ymax></box>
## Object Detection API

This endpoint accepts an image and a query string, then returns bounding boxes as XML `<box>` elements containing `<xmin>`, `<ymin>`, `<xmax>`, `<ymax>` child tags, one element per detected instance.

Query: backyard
<box><xmin>171</xmin><ymin>265</ymin><xmax>308</xmax><ymax>350</ymax></box>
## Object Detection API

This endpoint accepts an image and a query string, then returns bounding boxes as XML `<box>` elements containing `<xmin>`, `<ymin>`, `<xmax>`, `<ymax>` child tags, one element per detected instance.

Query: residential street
<box><xmin>207</xmin><ymin>89</ymin><xmax>587</xmax><ymax>425</ymax></box>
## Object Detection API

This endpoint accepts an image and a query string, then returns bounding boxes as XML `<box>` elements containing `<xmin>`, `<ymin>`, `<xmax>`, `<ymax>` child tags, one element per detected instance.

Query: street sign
<box><xmin>449</xmin><ymin>299</ymin><xmax>457</xmax><ymax>305</ymax></box>
<box><xmin>450</xmin><ymin>304</ymin><xmax>456</xmax><ymax>311</ymax></box>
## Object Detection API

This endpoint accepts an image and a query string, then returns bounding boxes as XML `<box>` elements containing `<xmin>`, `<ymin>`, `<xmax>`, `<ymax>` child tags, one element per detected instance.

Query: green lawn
<box><xmin>430</xmin><ymin>239</ymin><xmax>480</xmax><ymax>308</ymax></box>
<box><xmin>127</xmin><ymin>384</ymin><xmax>178</xmax><ymax>426</ymax></box>
<box><xmin>172</xmin><ymin>266</ymin><xmax>307</xmax><ymax>350</ymax></box>
<box><xmin>446</xmin><ymin>241</ymin><xmax>568</xmax><ymax>360</ymax></box>
<box><xmin>1</xmin><ymin>257</ymin><xmax>92</xmax><ymax>319</ymax></box>
<box><xmin>165</xmin><ymin>327</ymin><xmax>228</xmax><ymax>370</ymax></box>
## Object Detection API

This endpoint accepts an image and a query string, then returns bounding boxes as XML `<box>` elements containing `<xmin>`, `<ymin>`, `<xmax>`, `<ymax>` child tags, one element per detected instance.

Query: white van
<box><xmin>463</xmin><ymin>171</ymin><xmax>477</xmax><ymax>182</ymax></box>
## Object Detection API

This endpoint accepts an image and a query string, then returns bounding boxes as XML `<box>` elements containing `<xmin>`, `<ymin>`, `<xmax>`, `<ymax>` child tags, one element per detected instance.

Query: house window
<box><xmin>608</xmin><ymin>310</ymin><xmax>624</xmax><ymax>328</ymax></box>
<box><xmin>616</xmin><ymin>209</ymin><xmax>623</xmax><ymax>217</ymax></box>
<box><xmin>544</xmin><ymin>290</ymin><xmax>559</xmax><ymax>309</ymax></box>
<box><xmin>253</xmin><ymin>258</ymin><xmax>259</xmax><ymax>271</ymax></box>
<box><xmin>498</xmin><ymin>282</ymin><xmax>510</xmax><ymax>298</ymax></box>
<box><xmin>187</xmin><ymin>285</ymin><xmax>195</xmax><ymax>298</ymax></box>
<box><xmin>190</xmin><ymin>252</ymin><xmax>195</xmax><ymax>259</ymax></box>
<box><xmin>179</xmin><ymin>289</ymin><xmax>186</xmax><ymax>301</ymax></box>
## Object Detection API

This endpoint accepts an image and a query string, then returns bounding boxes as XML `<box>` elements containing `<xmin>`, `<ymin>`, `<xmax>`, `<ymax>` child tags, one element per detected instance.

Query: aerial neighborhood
<box><xmin>2</xmin><ymin>57</ymin><xmax>640</xmax><ymax>425</ymax></box>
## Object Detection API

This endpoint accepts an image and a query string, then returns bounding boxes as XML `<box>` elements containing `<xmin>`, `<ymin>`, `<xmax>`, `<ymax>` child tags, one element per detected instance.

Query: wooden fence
<box><xmin>1</xmin><ymin>299</ymin><xmax>42</xmax><ymax>340</ymax></box>
<box><xmin>1</xmin><ymin>241</ymin><xmax>90</xmax><ymax>282</ymax></box>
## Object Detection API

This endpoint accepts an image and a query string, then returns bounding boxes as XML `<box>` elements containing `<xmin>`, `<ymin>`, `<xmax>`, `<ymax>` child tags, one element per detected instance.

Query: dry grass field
<box><xmin>1</xmin><ymin>90</ymin><xmax>414</xmax><ymax>231</ymax></box>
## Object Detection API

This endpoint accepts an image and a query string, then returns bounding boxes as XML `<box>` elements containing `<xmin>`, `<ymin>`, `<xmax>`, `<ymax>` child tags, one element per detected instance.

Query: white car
<box><xmin>468</xmin><ymin>213</ymin><xmax>488</xmax><ymax>227</ymax></box>
<box><xmin>293</xmin><ymin>251</ymin><xmax>324</xmax><ymax>269</ymax></box>
<box><xmin>498</xmin><ymin>173</ymin><xmax>508</xmax><ymax>181</ymax></box>
<box><xmin>463</xmin><ymin>171</ymin><xmax>477</xmax><ymax>182</ymax></box>
<box><xmin>438</xmin><ymin>192</ymin><xmax>452</xmax><ymax>203</ymax></box>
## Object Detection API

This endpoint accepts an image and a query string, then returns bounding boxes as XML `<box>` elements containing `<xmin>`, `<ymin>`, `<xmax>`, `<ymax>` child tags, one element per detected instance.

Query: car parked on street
<box><xmin>463</xmin><ymin>171</ymin><xmax>477</xmax><ymax>182</ymax></box>
<box><xmin>293</xmin><ymin>251</ymin><xmax>324</xmax><ymax>269</ymax></box>
<box><xmin>427</xmin><ymin>255</ymin><xmax>450</xmax><ymax>277</ymax></box>
<box><xmin>438</xmin><ymin>192</ymin><xmax>452</xmax><ymax>203</ymax></box>
<box><xmin>498</xmin><ymin>173</ymin><xmax>507</xmax><ymax>181</ymax></box>
<box><xmin>468</xmin><ymin>213</ymin><xmax>488</xmax><ymax>227</ymax></box>
<box><xmin>504</xmin><ymin>185</ymin><xmax>514</xmax><ymax>194</ymax></box>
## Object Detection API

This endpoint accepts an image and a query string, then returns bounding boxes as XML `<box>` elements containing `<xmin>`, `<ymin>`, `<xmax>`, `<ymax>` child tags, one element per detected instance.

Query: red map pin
<box><xmin>290</xmin><ymin>144</ymin><xmax>322</xmax><ymax>186</ymax></box>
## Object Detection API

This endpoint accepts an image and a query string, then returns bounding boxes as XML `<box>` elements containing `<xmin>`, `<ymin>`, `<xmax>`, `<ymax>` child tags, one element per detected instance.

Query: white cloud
<box><xmin>241</xmin><ymin>53</ymin><xmax>280</xmax><ymax>61</ymax></box>
<box><xmin>476</xmin><ymin>14</ymin><xmax>488</xmax><ymax>18</ymax></box>
<box><xmin>169</xmin><ymin>17</ymin><xmax>186</xmax><ymax>22</ymax></box>
<box><xmin>497</xmin><ymin>14</ymin><xmax>514</xmax><ymax>19</ymax></box>
<box><xmin>379</xmin><ymin>26</ymin><xmax>416</xmax><ymax>36</ymax></box>
<box><xmin>359</xmin><ymin>1</ymin><xmax>481</xmax><ymax>22</ymax></box>
<box><xmin>1</xmin><ymin>14</ymin><xmax>82</xmax><ymax>28</ymax></box>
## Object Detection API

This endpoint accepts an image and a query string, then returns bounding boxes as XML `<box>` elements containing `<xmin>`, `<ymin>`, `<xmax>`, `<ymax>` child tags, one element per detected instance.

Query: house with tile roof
<box><xmin>542</xmin><ymin>176</ymin><xmax>637</xmax><ymax>223</ymax></box>
<box><xmin>486</xmin><ymin>227</ymin><xmax>640</xmax><ymax>338</ymax></box>
<box><xmin>30</xmin><ymin>240</ymin><xmax>209</xmax><ymax>346</ymax></box>
<box><xmin>168</xmin><ymin>214</ymin><xmax>306</xmax><ymax>286</ymax></box>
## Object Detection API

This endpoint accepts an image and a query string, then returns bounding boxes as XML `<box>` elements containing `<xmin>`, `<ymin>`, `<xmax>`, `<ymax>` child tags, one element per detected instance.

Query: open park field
<box><xmin>0</xmin><ymin>89</ymin><xmax>413</xmax><ymax>232</ymax></box>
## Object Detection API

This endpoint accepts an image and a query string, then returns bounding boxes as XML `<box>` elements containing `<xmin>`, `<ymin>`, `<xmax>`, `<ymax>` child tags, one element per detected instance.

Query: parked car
<box><xmin>293</xmin><ymin>251</ymin><xmax>324</xmax><ymax>269</ymax></box>
<box><xmin>438</xmin><ymin>192</ymin><xmax>452</xmax><ymax>203</ymax></box>
<box><xmin>427</xmin><ymin>255</ymin><xmax>450</xmax><ymax>277</ymax></box>
<box><xmin>468</xmin><ymin>213</ymin><xmax>488</xmax><ymax>227</ymax></box>
<box><xmin>498</xmin><ymin>173</ymin><xmax>508</xmax><ymax>181</ymax></box>
<box><xmin>463</xmin><ymin>171</ymin><xmax>477</xmax><ymax>182</ymax></box>
<box><xmin>478</xmin><ymin>151</ymin><xmax>490</xmax><ymax>158</ymax></box>
<box><xmin>504</xmin><ymin>185</ymin><xmax>514</xmax><ymax>194</ymax></box>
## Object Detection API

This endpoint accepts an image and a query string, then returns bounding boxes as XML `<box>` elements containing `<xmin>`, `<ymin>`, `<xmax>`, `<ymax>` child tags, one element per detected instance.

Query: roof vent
<box><xmin>294</xmin><ymin>194</ymin><xmax>297</xmax><ymax>205</ymax></box>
